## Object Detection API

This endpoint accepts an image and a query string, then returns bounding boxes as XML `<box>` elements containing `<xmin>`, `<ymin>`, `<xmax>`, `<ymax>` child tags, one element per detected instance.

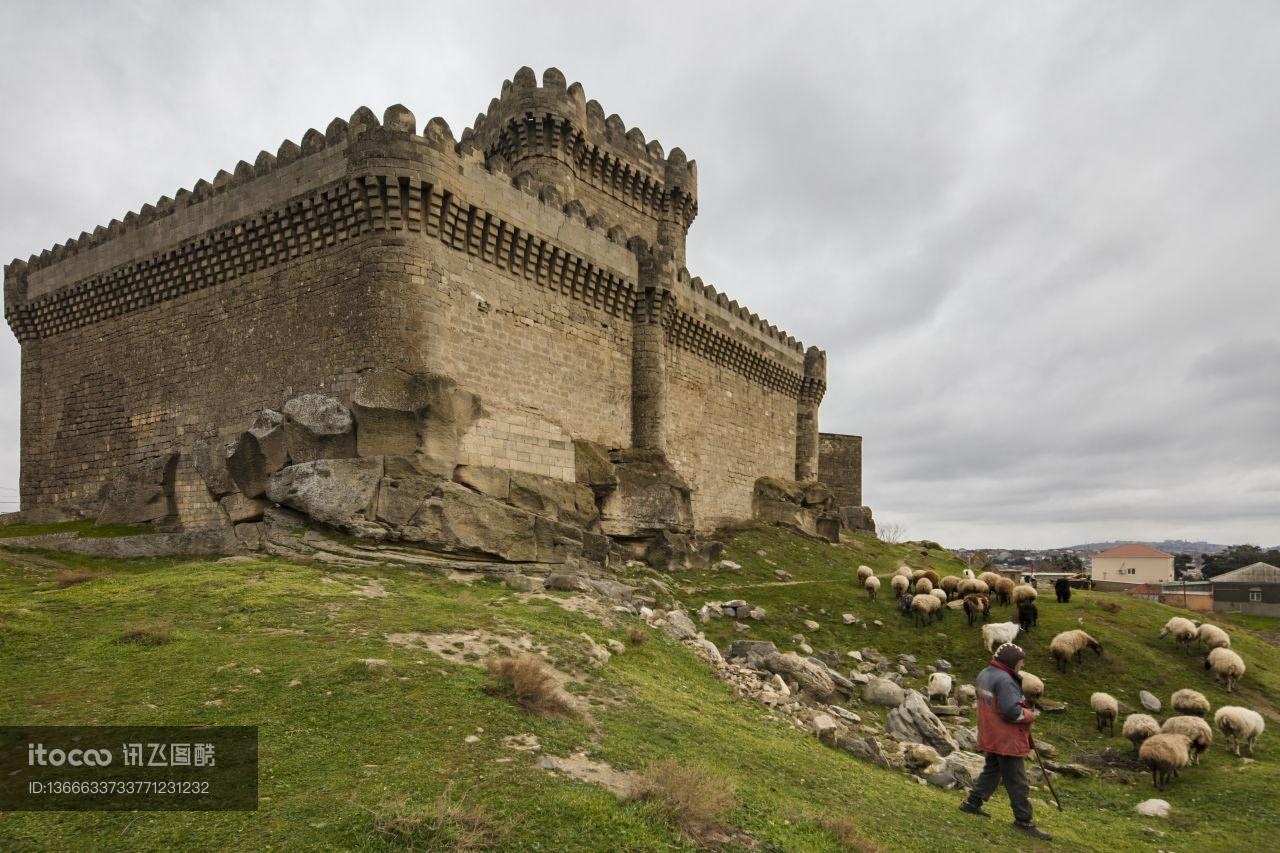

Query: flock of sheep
<box><xmin>855</xmin><ymin>564</ymin><xmax>1266</xmax><ymax>791</ymax></box>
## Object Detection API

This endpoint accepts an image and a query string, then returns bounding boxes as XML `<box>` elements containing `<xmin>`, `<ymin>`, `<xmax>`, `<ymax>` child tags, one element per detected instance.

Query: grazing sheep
<box><xmin>891</xmin><ymin>575</ymin><xmax>910</xmax><ymax>597</ymax></box>
<box><xmin>1204</xmin><ymin>647</ymin><xmax>1246</xmax><ymax>692</ymax></box>
<box><xmin>1123</xmin><ymin>713</ymin><xmax>1161</xmax><ymax>751</ymax></box>
<box><xmin>963</xmin><ymin>593</ymin><xmax>991</xmax><ymax>627</ymax></box>
<box><xmin>982</xmin><ymin>621</ymin><xmax>1022</xmax><ymax>653</ymax></box>
<box><xmin>972</xmin><ymin>579</ymin><xmax>990</xmax><ymax>596</ymax></box>
<box><xmin>911</xmin><ymin>593</ymin><xmax>941</xmax><ymax>626</ymax></box>
<box><xmin>922</xmin><ymin>570</ymin><xmax>941</xmax><ymax>587</ymax></box>
<box><xmin>864</xmin><ymin>575</ymin><xmax>881</xmax><ymax>601</ymax></box>
<box><xmin>1161</xmin><ymin>716</ymin><xmax>1213</xmax><ymax>765</ymax></box>
<box><xmin>993</xmin><ymin>576</ymin><xmax>1016</xmax><ymax>606</ymax></box>
<box><xmin>1214</xmin><ymin>706</ymin><xmax>1265</xmax><ymax>756</ymax></box>
<box><xmin>1159</xmin><ymin>617</ymin><xmax>1199</xmax><ymax>655</ymax></box>
<box><xmin>1054</xmin><ymin>577</ymin><xmax>1072</xmax><ymax>603</ymax></box>
<box><xmin>939</xmin><ymin>575</ymin><xmax>961</xmax><ymax>599</ymax></box>
<box><xmin>956</xmin><ymin>578</ymin><xmax>981</xmax><ymax>597</ymax></box>
<box><xmin>1171</xmin><ymin>688</ymin><xmax>1210</xmax><ymax>718</ymax></box>
<box><xmin>1091</xmin><ymin>692</ymin><xmax>1119</xmax><ymax>736</ymax></box>
<box><xmin>1015</xmin><ymin>601</ymin><xmax>1038</xmax><ymax>632</ymax></box>
<box><xmin>927</xmin><ymin>672</ymin><xmax>954</xmax><ymax>703</ymax></box>
<box><xmin>979</xmin><ymin>571</ymin><xmax>1002</xmax><ymax>589</ymax></box>
<box><xmin>956</xmin><ymin>683</ymin><xmax>977</xmax><ymax>706</ymax></box>
<box><xmin>895</xmin><ymin>566</ymin><xmax>913</xmax><ymax>578</ymax></box>
<box><xmin>962</xmin><ymin>568</ymin><xmax>975</xmax><ymax>579</ymax></box>
<box><xmin>1011</xmin><ymin>584</ymin><xmax>1038</xmax><ymax>606</ymax></box>
<box><xmin>930</xmin><ymin>588</ymin><xmax>948</xmax><ymax>608</ymax></box>
<box><xmin>1139</xmin><ymin>733</ymin><xmax>1192</xmax><ymax>790</ymax></box>
<box><xmin>897</xmin><ymin>593</ymin><xmax>914</xmax><ymax>617</ymax></box>
<box><xmin>1020</xmin><ymin>671</ymin><xmax>1045</xmax><ymax>708</ymax></box>
<box><xmin>1197</xmin><ymin>623</ymin><xmax>1231</xmax><ymax>650</ymax></box>
<box><xmin>857</xmin><ymin>565</ymin><xmax>874</xmax><ymax>583</ymax></box>
<box><xmin>1049</xmin><ymin>629</ymin><xmax>1103</xmax><ymax>673</ymax></box>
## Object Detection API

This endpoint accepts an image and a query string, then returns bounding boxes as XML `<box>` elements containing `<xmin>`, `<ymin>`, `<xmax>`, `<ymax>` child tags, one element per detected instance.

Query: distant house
<box><xmin>1090</xmin><ymin>544</ymin><xmax>1174</xmax><ymax>590</ymax></box>
<box><xmin>1210</xmin><ymin>562</ymin><xmax>1280</xmax><ymax>617</ymax></box>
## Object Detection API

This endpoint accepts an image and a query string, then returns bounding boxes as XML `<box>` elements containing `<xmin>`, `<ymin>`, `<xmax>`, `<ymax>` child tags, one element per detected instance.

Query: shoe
<box><xmin>1012</xmin><ymin>821</ymin><xmax>1053</xmax><ymax>840</ymax></box>
<box><xmin>958</xmin><ymin>802</ymin><xmax>991</xmax><ymax>818</ymax></box>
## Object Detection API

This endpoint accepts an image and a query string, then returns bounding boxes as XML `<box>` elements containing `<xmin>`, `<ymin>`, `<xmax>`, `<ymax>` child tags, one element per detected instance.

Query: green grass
<box><xmin>0</xmin><ymin>525</ymin><xmax>1276</xmax><ymax>851</ymax></box>
<box><xmin>0</xmin><ymin>518</ymin><xmax>150</xmax><ymax>539</ymax></box>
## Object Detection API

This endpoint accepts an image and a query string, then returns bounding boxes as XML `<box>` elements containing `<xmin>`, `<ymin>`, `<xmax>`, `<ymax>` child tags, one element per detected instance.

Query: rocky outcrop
<box><xmin>886</xmin><ymin>690</ymin><xmax>958</xmax><ymax>756</ymax></box>
<box><xmin>751</xmin><ymin>476</ymin><xmax>842</xmax><ymax>542</ymax></box>
<box><xmin>227</xmin><ymin>411</ymin><xmax>288</xmax><ymax>498</ymax></box>
<box><xmin>266</xmin><ymin>457</ymin><xmax>383</xmax><ymax>534</ymax></box>
<box><xmin>596</xmin><ymin>448</ymin><xmax>693</xmax><ymax>537</ymax></box>
<box><xmin>839</xmin><ymin>505</ymin><xmax>875</xmax><ymax>534</ymax></box>
<box><xmin>96</xmin><ymin>452</ymin><xmax>179</xmax><ymax>525</ymax></box>
<box><xmin>283</xmin><ymin>394</ymin><xmax>356</xmax><ymax>462</ymax></box>
<box><xmin>351</xmin><ymin>368</ymin><xmax>480</xmax><ymax>477</ymax></box>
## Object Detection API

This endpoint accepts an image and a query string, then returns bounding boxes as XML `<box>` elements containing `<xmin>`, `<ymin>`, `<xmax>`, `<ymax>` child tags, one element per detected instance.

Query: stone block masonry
<box><xmin>5</xmin><ymin>66</ymin><xmax>858</xmax><ymax>533</ymax></box>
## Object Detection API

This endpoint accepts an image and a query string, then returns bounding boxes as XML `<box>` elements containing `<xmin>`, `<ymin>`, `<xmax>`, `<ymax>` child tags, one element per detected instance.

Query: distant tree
<box><xmin>1173</xmin><ymin>553</ymin><xmax>1194</xmax><ymax>579</ymax></box>
<box><xmin>1202</xmin><ymin>545</ymin><xmax>1280</xmax><ymax>579</ymax></box>
<box><xmin>878</xmin><ymin>522</ymin><xmax>906</xmax><ymax>544</ymax></box>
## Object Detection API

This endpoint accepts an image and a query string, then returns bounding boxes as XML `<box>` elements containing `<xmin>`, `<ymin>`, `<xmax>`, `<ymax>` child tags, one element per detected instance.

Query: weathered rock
<box><xmin>96</xmin><ymin>452</ymin><xmax>179</xmax><ymax>525</ymax></box>
<box><xmin>840</xmin><ymin>505</ymin><xmax>875</xmax><ymax>533</ymax></box>
<box><xmin>598</xmin><ymin>449</ymin><xmax>693</xmax><ymax>537</ymax></box>
<box><xmin>282</xmin><ymin>394</ymin><xmax>356</xmax><ymax>462</ymax></box>
<box><xmin>1140</xmin><ymin>690</ymin><xmax>1161</xmax><ymax>713</ymax></box>
<box><xmin>835</xmin><ymin>733</ymin><xmax>892</xmax><ymax>768</ymax></box>
<box><xmin>504</xmin><ymin>573</ymin><xmax>545</xmax><ymax>593</ymax></box>
<box><xmin>927</xmin><ymin>750</ymin><xmax>986</xmax><ymax>788</ymax></box>
<box><xmin>643</xmin><ymin>529</ymin><xmax>721</xmax><ymax>571</ymax></box>
<box><xmin>761</xmin><ymin>652</ymin><xmax>837</xmax><ymax>701</ymax></box>
<box><xmin>662</xmin><ymin>609</ymin><xmax>698</xmax><ymax>641</ymax></box>
<box><xmin>1136</xmin><ymin>799</ymin><xmax>1171</xmax><ymax>818</ymax></box>
<box><xmin>191</xmin><ymin>437</ymin><xmax>236</xmax><ymax>497</ymax></box>
<box><xmin>1043</xmin><ymin>760</ymin><xmax>1095</xmax><ymax>778</ymax></box>
<box><xmin>351</xmin><ymin>368</ymin><xmax>480</xmax><ymax>476</ymax></box>
<box><xmin>886</xmin><ymin>690</ymin><xmax>957</xmax><ymax>756</ymax></box>
<box><xmin>586</xmin><ymin>578</ymin><xmax>634</xmax><ymax>602</ymax></box>
<box><xmin>452</xmin><ymin>464</ymin><xmax>511</xmax><ymax>498</ymax></box>
<box><xmin>810</xmin><ymin>713</ymin><xmax>840</xmax><ymax>741</ymax></box>
<box><xmin>572</xmin><ymin>439</ymin><xmax>618</xmax><ymax>497</ymax></box>
<box><xmin>220</xmin><ymin>492</ymin><xmax>266</xmax><ymax>524</ymax></box>
<box><xmin>375</xmin><ymin>472</ymin><xmax>440</xmax><ymax>527</ymax></box>
<box><xmin>752</xmin><ymin>477</ymin><xmax>842</xmax><ymax>542</ymax></box>
<box><xmin>233</xmin><ymin>522</ymin><xmax>264</xmax><ymax>550</ymax></box>
<box><xmin>508</xmin><ymin>471</ymin><xmax>599</xmax><ymax>529</ymax></box>
<box><xmin>951</xmin><ymin>725</ymin><xmax>978</xmax><ymax>752</ymax></box>
<box><xmin>402</xmin><ymin>480</ymin><xmax>552</xmax><ymax>562</ymax></box>
<box><xmin>545</xmin><ymin>573</ymin><xmax>591</xmax><ymax>592</ymax></box>
<box><xmin>266</xmin><ymin>457</ymin><xmax>382</xmax><ymax>532</ymax></box>
<box><xmin>903</xmin><ymin>742</ymin><xmax>943</xmax><ymax>771</ymax></box>
<box><xmin>726</xmin><ymin>640</ymin><xmax>779</xmax><ymax>665</ymax></box>
<box><xmin>689</xmin><ymin>636</ymin><xmax>723</xmax><ymax>664</ymax></box>
<box><xmin>862</xmin><ymin>677</ymin><xmax>906</xmax><ymax>707</ymax></box>
<box><xmin>806</xmin><ymin>657</ymin><xmax>855</xmax><ymax>693</ymax></box>
<box><xmin>227</xmin><ymin>411</ymin><xmax>287</xmax><ymax>498</ymax></box>
<box><xmin>803</xmin><ymin>619</ymin><xmax>821</xmax><ymax>631</ymax></box>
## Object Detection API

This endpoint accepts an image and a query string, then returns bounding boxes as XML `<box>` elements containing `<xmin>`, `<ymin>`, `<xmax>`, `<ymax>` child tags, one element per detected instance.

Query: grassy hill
<box><xmin>0</xmin><ymin>523</ymin><xmax>1276</xmax><ymax>851</ymax></box>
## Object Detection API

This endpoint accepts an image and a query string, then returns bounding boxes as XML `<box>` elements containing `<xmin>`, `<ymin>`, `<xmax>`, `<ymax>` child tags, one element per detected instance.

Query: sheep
<box><xmin>911</xmin><ymin>569</ymin><xmax>927</xmax><ymax>582</ymax></box>
<box><xmin>1011</xmin><ymin>584</ymin><xmax>1038</xmax><ymax>606</ymax></box>
<box><xmin>897</xmin><ymin>593</ymin><xmax>914</xmax><ymax>617</ymax></box>
<box><xmin>911</xmin><ymin>593</ymin><xmax>941</xmax><ymax>626</ymax></box>
<box><xmin>993</xmin><ymin>576</ymin><xmax>1015</xmax><ymax>606</ymax></box>
<box><xmin>939</xmin><ymin>575</ymin><xmax>961</xmax><ymax>599</ymax></box>
<box><xmin>963</xmin><ymin>568</ymin><xmax>975</xmax><ymax>579</ymax></box>
<box><xmin>1214</xmin><ymin>706</ymin><xmax>1266</xmax><ymax>756</ymax></box>
<box><xmin>895</xmin><ymin>565</ymin><xmax>913</xmax><ymax>579</ymax></box>
<box><xmin>856</xmin><ymin>565</ymin><xmax>874</xmax><ymax>583</ymax></box>
<box><xmin>1049</xmin><ymin>629</ymin><xmax>1103</xmax><ymax>672</ymax></box>
<box><xmin>1054</xmin><ymin>577</ymin><xmax>1072</xmax><ymax>603</ymax></box>
<box><xmin>1171</xmin><ymin>688</ymin><xmax>1211</xmax><ymax>718</ymax></box>
<box><xmin>956</xmin><ymin>683</ymin><xmax>977</xmax><ymax>706</ymax></box>
<box><xmin>956</xmin><ymin>578</ymin><xmax>980</xmax><ymax>597</ymax></box>
<box><xmin>972</xmin><ymin>579</ymin><xmax>990</xmax><ymax>596</ymax></box>
<box><xmin>982</xmin><ymin>621</ymin><xmax>1022</xmax><ymax>653</ymax></box>
<box><xmin>1139</xmin><ymin>732</ymin><xmax>1192</xmax><ymax>790</ymax></box>
<box><xmin>979</xmin><ymin>571</ymin><xmax>1002</xmax><ymax>589</ymax></box>
<box><xmin>914</xmin><ymin>576</ymin><xmax>934</xmax><ymax>594</ymax></box>
<box><xmin>1204</xmin><ymin>647</ymin><xmax>1246</xmax><ymax>692</ymax></box>
<box><xmin>927</xmin><ymin>672</ymin><xmax>954</xmax><ymax>703</ymax></box>
<box><xmin>1197</xmin><ymin>623</ymin><xmax>1230</xmax><ymax>650</ymax></box>
<box><xmin>922</xmin><ymin>570</ymin><xmax>941</xmax><ymax>588</ymax></box>
<box><xmin>1161</xmin><ymin>715</ymin><xmax>1213</xmax><ymax>765</ymax></box>
<box><xmin>1123</xmin><ymin>713</ymin><xmax>1161</xmax><ymax>751</ymax></box>
<box><xmin>1015</xmin><ymin>601</ymin><xmax>1038</xmax><ymax>632</ymax></box>
<box><xmin>1091</xmin><ymin>692</ymin><xmax>1119</xmax><ymax>736</ymax></box>
<box><xmin>1159</xmin><ymin>617</ymin><xmax>1199</xmax><ymax>655</ymax></box>
<box><xmin>864</xmin><ymin>575</ymin><xmax>881</xmax><ymax>601</ymax></box>
<box><xmin>930</xmin><ymin>588</ymin><xmax>948</xmax><ymax>608</ymax></box>
<box><xmin>963</xmin><ymin>593</ymin><xmax>990</xmax><ymax>627</ymax></box>
<box><xmin>891</xmin><ymin>575</ymin><xmax>910</xmax><ymax>597</ymax></box>
<box><xmin>1019</xmin><ymin>671</ymin><xmax>1045</xmax><ymax>708</ymax></box>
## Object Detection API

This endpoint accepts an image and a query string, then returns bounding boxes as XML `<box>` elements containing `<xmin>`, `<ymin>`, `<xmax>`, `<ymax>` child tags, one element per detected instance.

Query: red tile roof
<box><xmin>1095</xmin><ymin>543</ymin><xmax>1174</xmax><ymax>559</ymax></box>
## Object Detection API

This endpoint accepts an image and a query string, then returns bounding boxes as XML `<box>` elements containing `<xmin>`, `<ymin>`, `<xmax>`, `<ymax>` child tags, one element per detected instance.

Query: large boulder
<box><xmin>840</xmin><ymin>505</ymin><xmax>875</xmax><ymax>534</ymax></box>
<box><xmin>752</xmin><ymin>477</ymin><xmax>841</xmax><ymax>542</ymax></box>
<box><xmin>862</xmin><ymin>677</ymin><xmax>906</xmax><ymax>707</ymax></box>
<box><xmin>265</xmin><ymin>457</ymin><xmax>383</xmax><ymax>532</ymax></box>
<box><xmin>283</xmin><ymin>394</ymin><xmax>356</xmax><ymax>462</ymax></box>
<box><xmin>227</xmin><ymin>411</ymin><xmax>288</xmax><ymax>498</ymax></box>
<box><xmin>927</xmin><ymin>750</ymin><xmax>987</xmax><ymax>788</ymax></box>
<box><xmin>886</xmin><ymin>690</ymin><xmax>958</xmax><ymax>756</ymax></box>
<box><xmin>351</xmin><ymin>368</ymin><xmax>480</xmax><ymax>477</ymax></box>
<box><xmin>725</xmin><ymin>639</ymin><xmax>779</xmax><ymax>666</ymax></box>
<box><xmin>220</xmin><ymin>492</ymin><xmax>266</xmax><ymax>524</ymax></box>
<box><xmin>761</xmin><ymin>652</ymin><xmax>838</xmax><ymax>702</ymax></box>
<box><xmin>597</xmin><ymin>449</ymin><xmax>693</xmax><ymax>537</ymax></box>
<box><xmin>96</xmin><ymin>452</ymin><xmax>179</xmax><ymax>525</ymax></box>
<box><xmin>400</xmin><ymin>479</ymin><xmax>539</xmax><ymax>562</ymax></box>
<box><xmin>643</xmin><ymin>529</ymin><xmax>722</xmax><ymax>571</ymax></box>
<box><xmin>573</xmin><ymin>439</ymin><xmax>618</xmax><ymax>497</ymax></box>
<box><xmin>191</xmin><ymin>437</ymin><xmax>236</xmax><ymax>498</ymax></box>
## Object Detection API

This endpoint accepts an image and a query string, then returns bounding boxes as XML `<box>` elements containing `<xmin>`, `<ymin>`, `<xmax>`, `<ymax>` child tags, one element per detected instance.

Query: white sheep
<box><xmin>1197</xmin><ymin>623</ymin><xmax>1230</xmax><ymax>650</ymax></box>
<box><xmin>955</xmin><ymin>683</ymin><xmax>977</xmax><ymax>706</ymax></box>
<box><xmin>1011</xmin><ymin>584</ymin><xmax>1038</xmax><ymax>606</ymax></box>
<box><xmin>1019</xmin><ymin>672</ymin><xmax>1045</xmax><ymax>708</ymax></box>
<box><xmin>1159</xmin><ymin>617</ymin><xmax>1199</xmax><ymax>655</ymax></box>
<box><xmin>1171</xmin><ymin>688</ymin><xmax>1210</xmax><ymax>718</ymax></box>
<box><xmin>915</xmin><ymin>576</ymin><xmax>934</xmax><ymax>594</ymax></box>
<box><xmin>1139</xmin><ymin>732</ymin><xmax>1192</xmax><ymax>790</ymax></box>
<box><xmin>910</xmin><ymin>593</ymin><xmax>941</xmax><ymax>626</ymax></box>
<box><xmin>1214</xmin><ymin>706</ymin><xmax>1266</xmax><ymax>756</ymax></box>
<box><xmin>857</xmin><ymin>565</ymin><xmax>874</xmax><ymax>583</ymax></box>
<box><xmin>963</xmin><ymin>568</ymin><xmax>975</xmax><ymax>579</ymax></box>
<box><xmin>978</xmin><ymin>571</ymin><xmax>1002</xmax><ymax>589</ymax></box>
<box><xmin>927</xmin><ymin>672</ymin><xmax>954</xmax><ymax>703</ymax></box>
<box><xmin>895</xmin><ymin>565</ymin><xmax>913</xmax><ymax>578</ymax></box>
<box><xmin>939</xmin><ymin>575</ymin><xmax>961</xmax><ymax>599</ymax></box>
<box><xmin>891</xmin><ymin>575</ymin><xmax>910</xmax><ymax>596</ymax></box>
<box><xmin>1161</xmin><ymin>715</ymin><xmax>1213</xmax><ymax>765</ymax></box>
<box><xmin>1049</xmin><ymin>629</ymin><xmax>1103</xmax><ymax>672</ymax></box>
<box><xmin>930</xmin><ymin>588</ymin><xmax>948</xmax><ymax>607</ymax></box>
<box><xmin>1204</xmin><ymin>647</ymin><xmax>1246</xmax><ymax>692</ymax></box>
<box><xmin>982</xmin><ymin>621</ymin><xmax>1022</xmax><ymax>653</ymax></box>
<box><xmin>1091</xmin><ymin>692</ymin><xmax>1119</xmax><ymax>736</ymax></box>
<box><xmin>864</xmin><ymin>575</ymin><xmax>881</xmax><ymax>601</ymax></box>
<box><xmin>1123</xmin><ymin>713</ymin><xmax>1161</xmax><ymax>751</ymax></box>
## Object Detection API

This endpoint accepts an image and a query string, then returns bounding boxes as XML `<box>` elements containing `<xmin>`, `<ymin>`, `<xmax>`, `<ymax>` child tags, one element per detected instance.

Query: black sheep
<box><xmin>1016</xmin><ymin>601</ymin><xmax>1038</xmax><ymax>631</ymax></box>
<box><xmin>1055</xmin><ymin>577</ymin><xmax>1072</xmax><ymax>603</ymax></box>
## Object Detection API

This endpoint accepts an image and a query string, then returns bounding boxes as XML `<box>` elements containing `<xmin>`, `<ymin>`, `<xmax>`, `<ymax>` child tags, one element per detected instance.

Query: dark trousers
<box><xmin>963</xmin><ymin>751</ymin><xmax>1033</xmax><ymax>823</ymax></box>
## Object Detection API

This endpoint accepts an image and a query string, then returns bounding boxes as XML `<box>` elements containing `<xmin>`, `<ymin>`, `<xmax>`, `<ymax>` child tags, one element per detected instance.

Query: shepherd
<box><xmin>958</xmin><ymin>642</ymin><xmax>1053</xmax><ymax>840</ymax></box>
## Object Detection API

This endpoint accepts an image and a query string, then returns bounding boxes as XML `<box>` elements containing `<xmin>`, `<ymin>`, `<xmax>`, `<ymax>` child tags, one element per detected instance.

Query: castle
<box><xmin>3</xmin><ymin>67</ymin><xmax>868</xmax><ymax>558</ymax></box>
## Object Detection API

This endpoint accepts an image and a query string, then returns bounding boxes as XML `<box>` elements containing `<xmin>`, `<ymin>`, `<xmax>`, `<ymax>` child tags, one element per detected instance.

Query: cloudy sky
<box><xmin>2</xmin><ymin>1</ymin><xmax>1277</xmax><ymax>548</ymax></box>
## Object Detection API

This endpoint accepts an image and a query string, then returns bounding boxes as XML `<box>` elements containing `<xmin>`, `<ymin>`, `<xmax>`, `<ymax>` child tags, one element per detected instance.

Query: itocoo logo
<box><xmin>27</xmin><ymin>743</ymin><xmax>113</xmax><ymax>767</ymax></box>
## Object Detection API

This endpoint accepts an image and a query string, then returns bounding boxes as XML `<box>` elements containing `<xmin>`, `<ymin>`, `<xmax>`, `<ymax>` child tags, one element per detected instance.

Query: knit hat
<box><xmin>994</xmin><ymin>642</ymin><xmax>1025</xmax><ymax>667</ymax></box>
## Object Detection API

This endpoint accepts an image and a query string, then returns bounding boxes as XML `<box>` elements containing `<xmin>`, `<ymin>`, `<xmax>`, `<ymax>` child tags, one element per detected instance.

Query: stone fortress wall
<box><xmin>4</xmin><ymin>67</ymin><xmax>857</xmax><ymax>535</ymax></box>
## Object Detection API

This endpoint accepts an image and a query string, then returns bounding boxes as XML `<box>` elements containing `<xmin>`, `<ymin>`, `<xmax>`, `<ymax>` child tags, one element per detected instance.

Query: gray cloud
<box><xmin>2</xmin><ymin>1</ymin><xmax>1277</xmax><ymax>546</ymax></box>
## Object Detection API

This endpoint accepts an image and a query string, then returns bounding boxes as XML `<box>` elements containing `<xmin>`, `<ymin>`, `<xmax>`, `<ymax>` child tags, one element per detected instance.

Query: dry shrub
<box><xmin>820</xmin><ymin>815</ymin><xmax>884</xmax><ymax>852</ymax></box>
<box><xmin>116</xmin><ymin>619</ymin><xmax>175</xmax><ymax>646</ymax></box>
<box><xmin>53</xmin><ymin>569</ymin><xmax>100</xmax><ymax>588</ymax></box>
<box><xmin>627</xmin><ymin>759</ymin><xmax>734</xmax><ymax>843</ymax></box>
<box><xmin>371</xmin><ymin>785</ymin><xmax>500</xmax><ymax>851</ymax></box>
<box><xmin>482</xmin><ymin>653</ymin><xmax>574</xmax><ymax>717</ymax></box>
<box><xmin>627</xmin><ymin>625</ymin><xmax>650</xmax><ymax>645</ymax></box>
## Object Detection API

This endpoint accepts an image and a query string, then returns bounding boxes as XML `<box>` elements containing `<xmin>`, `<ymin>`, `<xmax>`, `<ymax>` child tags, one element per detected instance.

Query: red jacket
<box><xmin>975</xmin><ymin>660</ymin><xmax>1034</xmax><ymax>757</ymax></box>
